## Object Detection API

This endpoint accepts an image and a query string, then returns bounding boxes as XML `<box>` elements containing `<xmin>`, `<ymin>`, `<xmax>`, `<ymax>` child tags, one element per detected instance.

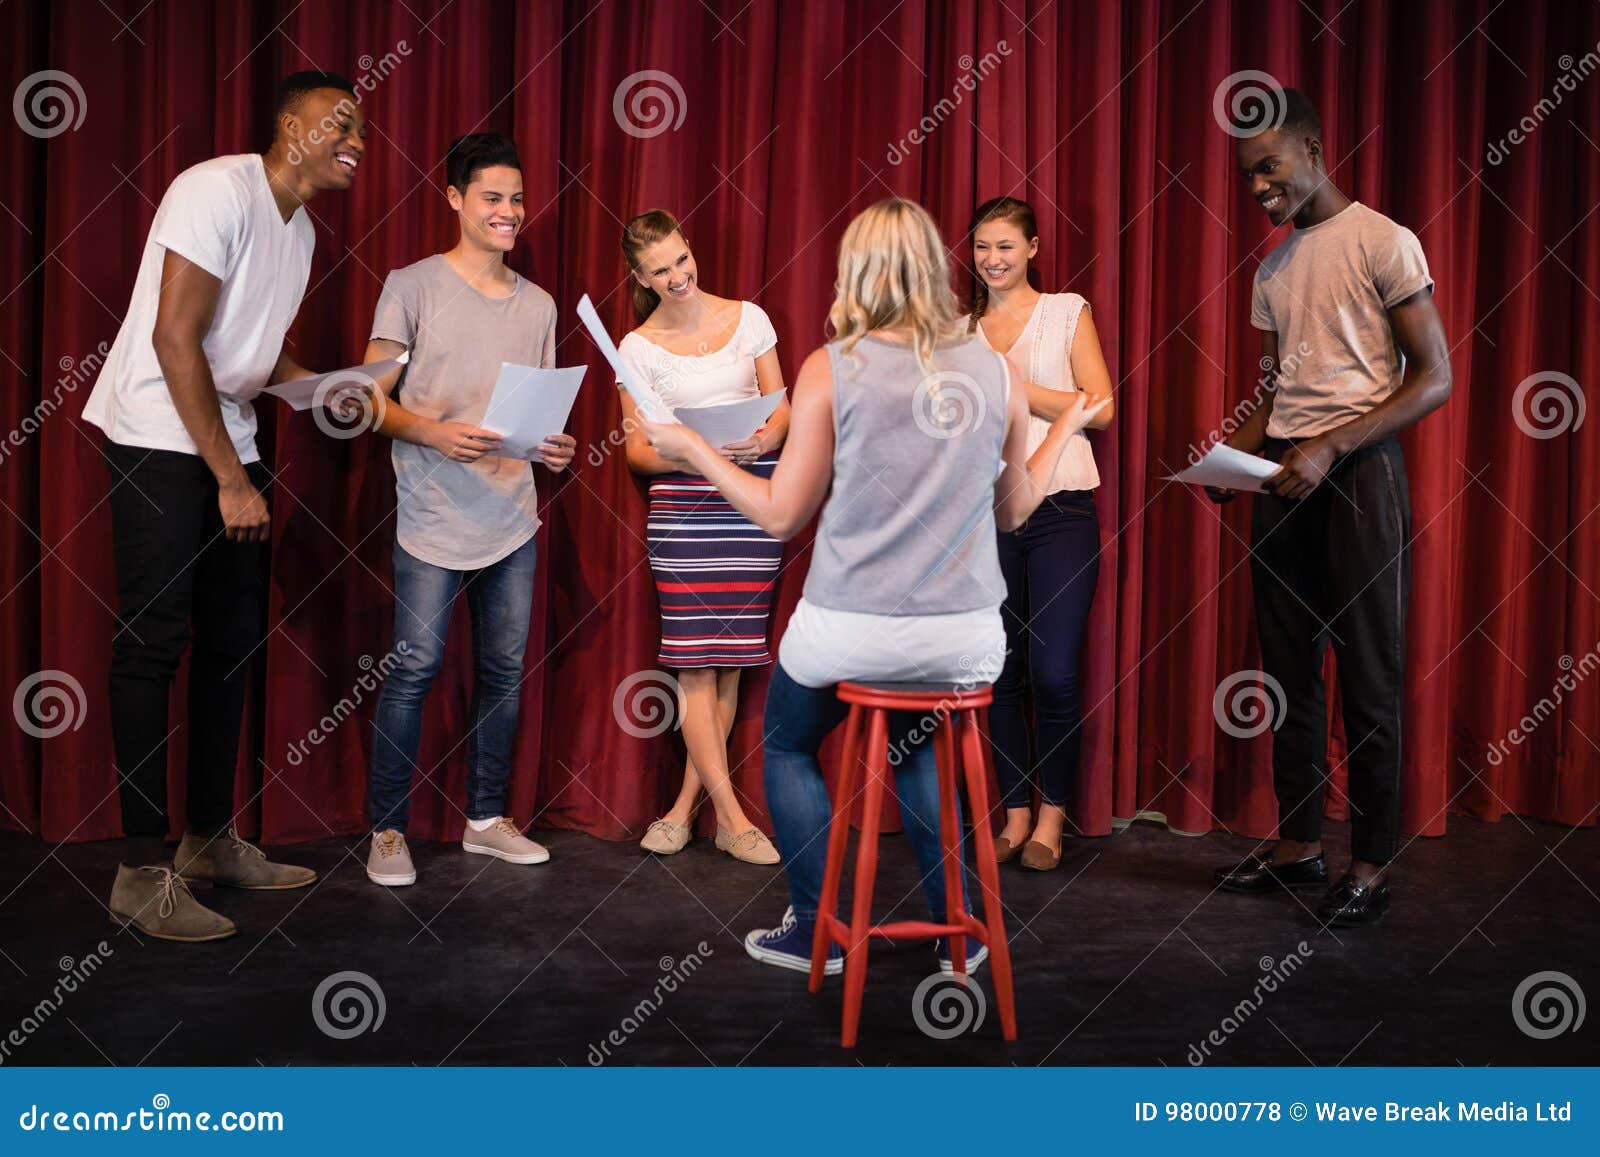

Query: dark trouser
<box><xmin>1251</xmin><ymin>436</ymin><xmax>1410</xmax><ymax>865</ymax></box>
<box><xmin>104</xmin><ymin>441</ymin><xmax>268</xmax><ymax>844</ymax></box>
<box><xmin>990</xmin><ymin>490</ymin><xmax>1101</xmax><ymax>809</ymax></box>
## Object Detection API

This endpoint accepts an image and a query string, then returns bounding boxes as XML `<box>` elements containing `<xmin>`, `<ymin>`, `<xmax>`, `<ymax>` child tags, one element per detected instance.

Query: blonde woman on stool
<box><xmin>640</xmin><ymin>199</ymin><xmax>1107</xmax><ymax>973</ymax></box>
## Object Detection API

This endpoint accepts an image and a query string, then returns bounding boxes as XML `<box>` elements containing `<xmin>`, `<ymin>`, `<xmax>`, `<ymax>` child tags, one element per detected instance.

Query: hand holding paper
<box><xmin>674</xmin><ymin>390</ymin><xmax>785</xmax><ymax>453</ymax></box>
<box><xmin>478</xmin><ymin>363</ymin><xmax>586</xmax><ymax>461</ymax></box>
<box><xmin>1167</xmin><ymin>443</ymin><xmax>1279</xmax><ymax>493</ymax></box>
<box><xmin>263</xmin><ymin>354</ymin><xmax>408</xmax><ymax>413</ymax></box>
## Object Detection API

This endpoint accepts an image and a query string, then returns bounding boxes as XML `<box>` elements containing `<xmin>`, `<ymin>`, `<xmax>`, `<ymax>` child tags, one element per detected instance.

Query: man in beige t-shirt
<box><xmin>1207</xmin><ymin>88</ymin><xmax>1453</xmax><ymax>928</ymax></box>
<box><xmin>356</xmin><ymin>134</ymin><xmax>576</xmax><ymax>888</ymax></box>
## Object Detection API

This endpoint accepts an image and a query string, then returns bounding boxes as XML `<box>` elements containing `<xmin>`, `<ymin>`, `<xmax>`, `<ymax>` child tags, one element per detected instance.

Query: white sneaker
<box><xmin>462</xmin><ymin>817</ymin><xmax>550</xmax><ymax>865</ymax></box>
<box><xmin>367</xmin><ymin>829</ymin><xmax>417</xmax><ymax>886</ymax></box>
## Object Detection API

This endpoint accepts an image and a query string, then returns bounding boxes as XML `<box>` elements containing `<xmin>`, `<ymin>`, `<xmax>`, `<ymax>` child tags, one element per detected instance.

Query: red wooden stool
<box><xmin>808</xmin><ymin>680</ymin><xmax>1017</xmax><ymax>1047</ymax></box>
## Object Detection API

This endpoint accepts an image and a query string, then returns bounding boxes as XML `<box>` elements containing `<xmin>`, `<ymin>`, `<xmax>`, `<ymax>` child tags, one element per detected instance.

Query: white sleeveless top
<box><xmin>977</xmin><ymin>291</ymin><xmax>1100</xmax><ymax>494</ymax></box>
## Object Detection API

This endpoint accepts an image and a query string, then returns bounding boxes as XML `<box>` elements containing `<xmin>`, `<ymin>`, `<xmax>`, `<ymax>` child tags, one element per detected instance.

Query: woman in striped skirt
<box><xmin>616</xmin><ymin>209</ymin><xmax>787</xmax><ymax>865</ymax></box>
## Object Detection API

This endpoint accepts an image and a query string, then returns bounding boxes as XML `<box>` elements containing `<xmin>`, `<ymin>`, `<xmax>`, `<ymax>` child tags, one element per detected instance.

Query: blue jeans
<box><xmin>762</xmin><ymin>662</ymin><xmax>970</xmax><ymax>926</ymax></box>
<box><xmin>991</xmin><ymin>490</ymin><xmax>1101</xmax><ymax>808</ymax></box>
<box><xmin>367</xmin><ymin>537</ymin><xmax>537</xmax><ymax>834</ymax></box>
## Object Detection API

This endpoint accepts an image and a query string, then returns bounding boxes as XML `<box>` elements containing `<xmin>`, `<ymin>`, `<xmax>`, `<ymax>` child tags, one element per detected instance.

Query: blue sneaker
<box><xmin>936</xmin><ymin>938</ymin><xmax>989</xmax><ymax>976</ymax></box>
<box><xmin>744</xmin><ymin>907</ymin><xmax>843</xmax><ymax>975</ymax></box>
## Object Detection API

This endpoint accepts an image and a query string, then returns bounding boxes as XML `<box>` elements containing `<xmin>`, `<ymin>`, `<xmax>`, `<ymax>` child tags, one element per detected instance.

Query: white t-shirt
<box><xmin>615</xmin><ymin>301</ymin><xmax>777</xmax><ymax>411</ymax></box>
<box><xmin>1250</xmin><ymin>201</ymin><xmax>1434</xmax><ymax>439</ymax></box>
<box><xmin>82</xmin><ymin>153</ymin><xmax>315</xmax><ymax>463</ymax></box>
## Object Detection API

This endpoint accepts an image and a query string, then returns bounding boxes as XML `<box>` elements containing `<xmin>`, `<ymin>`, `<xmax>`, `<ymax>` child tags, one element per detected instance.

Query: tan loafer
<box><xmin>175</xmin><ymin>826</ymin><xmax>316</xmax><ymax>890</ymax></box>
<box><xmin>715</xmin><ymin>826</ymin><xmax>780</xmax><ymax>865</ymax></box>
<box><xmin>640</xmin><ymin>818</ymin><xmax>692</xmax><ymax>854</ymax></box>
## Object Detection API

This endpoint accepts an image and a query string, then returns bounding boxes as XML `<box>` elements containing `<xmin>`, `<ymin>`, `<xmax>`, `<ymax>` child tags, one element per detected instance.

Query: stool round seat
<box><xmin>836</xmin><ymin>680</ymin><xmax>994</xmax><ymax>709</ymax></box>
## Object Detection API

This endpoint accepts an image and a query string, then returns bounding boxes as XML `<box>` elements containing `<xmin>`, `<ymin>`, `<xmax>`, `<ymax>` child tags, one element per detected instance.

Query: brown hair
<box><xmin>620</xmin><ymin>209</ymin><xmax>685</xmax><ymax>320</ymax></box>
<box><xmin>965</xmin><ymin>196</ymin><xmax>1039</xmax><ymax>332</ymax></box>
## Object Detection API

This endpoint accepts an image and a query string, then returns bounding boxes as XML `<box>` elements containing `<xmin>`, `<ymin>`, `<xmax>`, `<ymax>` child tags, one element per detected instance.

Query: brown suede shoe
<box><xmin>109</xmin><ymin>864</ymin><xmax>237</xmax><ymax>942</ymax></box>
<box><xmin>1019</xmin><ymin>840</ymin><xmax>1062</xmax><ymax>871</ymax></box>
<box><xmin>994</xmin><ymin>835</ymin><xmax>1023</xmax><ymax>864</ymax></box>
<box><xmin>175</xmin><ymin>826</ymin><xmax>317</xmax><ymax>890</ymax></box>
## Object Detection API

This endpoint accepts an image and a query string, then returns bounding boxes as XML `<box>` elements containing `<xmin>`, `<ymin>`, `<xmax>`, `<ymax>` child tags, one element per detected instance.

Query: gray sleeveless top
<box><xmin>802</xmin><ymin>333</ymin><xmax>1010</xmax><ymax>616</ymax></box>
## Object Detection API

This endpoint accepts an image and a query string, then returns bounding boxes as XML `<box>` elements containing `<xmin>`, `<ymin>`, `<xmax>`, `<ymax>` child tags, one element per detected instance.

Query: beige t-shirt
<box><xmin>1250</xmin><ymin>201</ymin><xmax>1434</xmax><ymax>439</ymax></box>
<box><xmin>371</xmin><ymin>255</ymin><xmax>557</xmax><ymax>570</ymax></box>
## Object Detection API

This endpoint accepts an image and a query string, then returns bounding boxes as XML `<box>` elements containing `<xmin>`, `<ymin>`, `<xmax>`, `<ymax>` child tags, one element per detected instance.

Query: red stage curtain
<box><xmin>2</xmin><ymin>0</ymin><xmax>1595</xmax><ymax>846</ymax></box>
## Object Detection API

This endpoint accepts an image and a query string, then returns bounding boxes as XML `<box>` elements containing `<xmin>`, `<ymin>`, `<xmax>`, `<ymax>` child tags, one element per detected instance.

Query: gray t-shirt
<box><xmin>1250</xmin><ymin>201</ymin><xmax>1434</xmax><ymax>439</ymax></box>
<box><xmin>371</xmin><ymin>255</ymin><xmax>557</xmax><ymax>569</ymax></box>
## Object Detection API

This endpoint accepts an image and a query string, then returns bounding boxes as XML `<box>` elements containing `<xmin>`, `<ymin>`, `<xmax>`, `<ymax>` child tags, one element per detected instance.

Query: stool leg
<box><xmin>933</xmin><ymin>715</ymin><xmax>966</xmax><ymax>976</ymax></box>
<box><xmin>840</xmin><ymin>707</ymin><xmax>889</xmax><ymax>1049</ymax></box>
<box><xmin>811</xmin><ymin>704</ymin><xmax>864</xmax><ymax>993</ymax></box>
<box><xmin>962</xmin><ymin>709</ymin><xmax>1017</xmax><ymax>1041</ymax></box>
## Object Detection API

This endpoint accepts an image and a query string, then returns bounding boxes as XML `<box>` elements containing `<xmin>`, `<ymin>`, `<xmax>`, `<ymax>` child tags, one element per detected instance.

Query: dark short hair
<box><xmin>274</xmin><ymin>70</ymin><xmax>357</xmax><ymax>125</ymax></box>
<box><xmin>444</xmin><ymin>133</ymin><xmax>522</xmax><ymax>192</ymax></box>
<box><xmin>1234</xmin><ymin>85</ymin><xmax>1322</xmax><ymax>141</ymax></box>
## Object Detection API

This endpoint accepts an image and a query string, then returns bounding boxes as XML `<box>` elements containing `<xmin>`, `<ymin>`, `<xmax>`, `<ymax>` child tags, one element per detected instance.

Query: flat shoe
<box><xmin>640</xmin><ymin>818</ymin><xmax>692</xmax><ymax>855</ymax></box>
<box><xmin>715</xmin><ymin>826</ymin><xmax>781</xmax><ymax>865</ymax></box>
<box><xmin>993</xmin><ymin>835</ymin><xmax>1023</xmax><ymax>864</ymax></box>
<box><xmin>1317</xmin><ymin>873</ymin><xmax>1390</xmax><ymax>928</ymax></box>
<box><xmin>1214</xmin><ymin>851</ymin><xmax>1328</xmax><ymax>894</ymax></box>
<box><xmin>1019</xmin><ymin>840</ymin><xmax>1061</xmax><ymax>871</ymax></box>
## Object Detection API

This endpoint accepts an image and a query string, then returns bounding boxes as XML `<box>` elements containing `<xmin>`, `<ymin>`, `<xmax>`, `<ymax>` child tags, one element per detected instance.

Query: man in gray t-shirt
<box><xmin>357</xmin><ymin>134</ymin><xmax>576</xmax><ymax>888</ymax></box>
<box><xmin>1208</xmin><ymin>88</ymin><xmax>1453</xmax><ymax>929</ymax></box>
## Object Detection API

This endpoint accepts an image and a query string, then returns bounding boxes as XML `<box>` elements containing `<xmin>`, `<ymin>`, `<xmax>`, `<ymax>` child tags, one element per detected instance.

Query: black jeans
<box><xmin>990</xmin><ymin>490</ymin><xmax>1101</xmax><ymax>808</ymax></box>
<box><xmin>1251</xmin><ymin>437</ymin><xmax>1410</xmax><ymax>864</ymax></box>
<box><xmin>104</xmin><ymin>441</ymin><xmax>268</xmax><ymax>840</ymax></box>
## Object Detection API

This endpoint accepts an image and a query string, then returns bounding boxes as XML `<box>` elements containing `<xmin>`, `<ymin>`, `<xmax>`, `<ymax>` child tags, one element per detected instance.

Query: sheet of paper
<box><xmin>576</xmin><ymin>293</ymin><xmax>675</xmax><ymax>423</ymax></box>
<box><xmin>674</xmin><ymin>390</ymin><xmax>785</xmax><ymax>448</ymax></box>
<box><xmin>479</xmin><ymin>363</ymin><xmax>587</xmax><ymax>460</ymax></box>
<box><xmin>262</xmin><ymin>354</ymin><xmax>407</xmax><ymax>411</ymax></box>
<box><xmin>1167</xmin><ymin>443</ymin><xmax>1280</xmax><ymax>493</ymax></box>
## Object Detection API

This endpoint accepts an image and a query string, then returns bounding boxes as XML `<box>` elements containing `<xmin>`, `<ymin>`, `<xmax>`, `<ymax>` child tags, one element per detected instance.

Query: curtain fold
<box><xmin>0</xmin><ymin>0</ymin><xmax>1594</xmax><ymax>845</ymax></box>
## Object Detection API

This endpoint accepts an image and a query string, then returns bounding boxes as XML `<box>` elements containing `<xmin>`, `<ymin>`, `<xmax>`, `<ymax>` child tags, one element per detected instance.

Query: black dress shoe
<box><xmin>1214</xmin><ymin>852</ymin><xmax>1328</xmax><ymax>894</ymax></box>
<box><xmin>1317</xmin><ymin>873</ymin><xmax>1390</xmax><ymax>927</ymax></box>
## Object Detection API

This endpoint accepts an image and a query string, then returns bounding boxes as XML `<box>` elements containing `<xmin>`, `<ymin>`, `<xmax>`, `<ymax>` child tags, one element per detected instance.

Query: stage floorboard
<box><xmin>1</xmin><ymin>817</ymin><xmax>1595</xmax><ymax>1066</ymax></box>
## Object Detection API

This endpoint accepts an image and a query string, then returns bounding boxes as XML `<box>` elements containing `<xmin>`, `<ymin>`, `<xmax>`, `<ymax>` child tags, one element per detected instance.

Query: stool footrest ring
<box><xmin>820</xmin><ymin>913</ymin><xmax>987</xmax><ymax>946</ymax></box>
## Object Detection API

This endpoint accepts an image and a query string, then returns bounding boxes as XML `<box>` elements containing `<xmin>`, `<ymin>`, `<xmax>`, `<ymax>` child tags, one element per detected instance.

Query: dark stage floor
<box><xmin>1</xmin><ymin>816</ymin><xmax>1595</xmax><ymax>1067</ymax></box>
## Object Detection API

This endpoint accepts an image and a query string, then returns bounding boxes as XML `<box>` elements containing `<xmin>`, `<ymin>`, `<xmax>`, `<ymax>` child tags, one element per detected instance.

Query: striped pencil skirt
<box><xmin>647</xmin><ymin>456</ymin><xmax>782</xmax><ymax>669</ymax></box>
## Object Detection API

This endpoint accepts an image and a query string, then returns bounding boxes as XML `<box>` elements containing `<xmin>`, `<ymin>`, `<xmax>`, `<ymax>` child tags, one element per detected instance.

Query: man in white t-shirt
<box><xmin>82</xmin><ymin>71</ymin><xmax>367</xmax><ymax>942</ymax></box>
<box><xmin>1207</xmin><ymin>88</ymin><xmax>1453</xmax><ymax>928</ymax></box>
